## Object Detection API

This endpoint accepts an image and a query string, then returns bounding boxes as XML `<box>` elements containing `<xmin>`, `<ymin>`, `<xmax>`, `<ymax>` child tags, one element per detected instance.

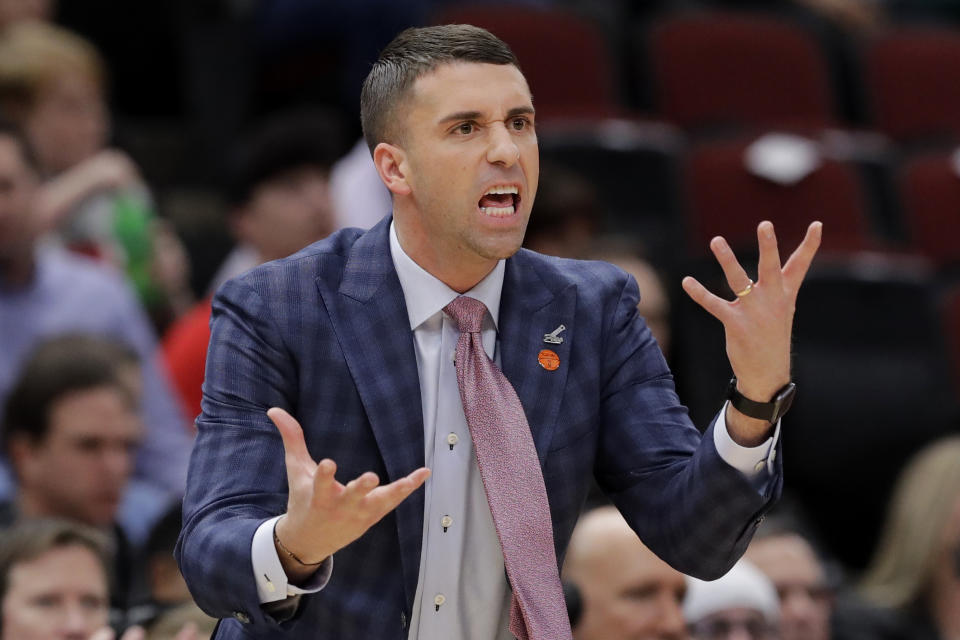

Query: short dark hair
<box><xmin>360</xmin><ymin>24</ymin><xmax>519</xmax><ymax>154</ymax></box>
<box><xmin>1</xmin><ymin>334</ymin><xmax>138</xmax><ymax>455</ymax></box>
<box><xmin>0</xmin><ymin>518</ymin><xmax>110</xmax><ymax>621</ymax></box>
<box><xmin>225</xmin><ymin>108</ymin><xmax>348</xmax><ymax>207</ymax></box>
<box><xmin>0</xmin><ymin>116</ymin><xmax>39</xmax><ymax>173</ymax></box>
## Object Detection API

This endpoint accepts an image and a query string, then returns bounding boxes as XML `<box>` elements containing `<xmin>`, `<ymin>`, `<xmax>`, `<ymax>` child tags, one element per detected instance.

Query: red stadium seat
<box><xmin>899</xmin><ymin>152</ymin><xmax>960</xmax><ymax>266</ymax></box>
<box><xmin>864</xmin><ymin>28</ymin><xmax>960</xmax><ymax>143</ymax></box>
<box><xmin>649</xmin><ymin>12</ymin><xmax>836</xmax><ymax>131</ymax></box>
<box><xmin>432</xmin><ymin>5</ymin><xmax>619</xmax><ymax>121</ymax></box>
<box><xmin>683</xmin><ymin>136</ymin><xmax>875</xmax><ymax>256</ymax></box>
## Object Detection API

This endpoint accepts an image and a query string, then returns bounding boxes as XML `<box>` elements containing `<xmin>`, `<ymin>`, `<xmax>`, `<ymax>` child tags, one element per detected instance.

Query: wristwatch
<box><xmin>726</xmin><ymin>377</ymin><xmax>797</xmax><ymax>423</ymax></box>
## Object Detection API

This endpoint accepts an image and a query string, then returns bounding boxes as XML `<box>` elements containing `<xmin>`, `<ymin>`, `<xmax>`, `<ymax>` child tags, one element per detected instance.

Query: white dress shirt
<box><xmin>250</xmin><ymin>222</ymin><xmax>780</xmax><ymax>638</ymax></box>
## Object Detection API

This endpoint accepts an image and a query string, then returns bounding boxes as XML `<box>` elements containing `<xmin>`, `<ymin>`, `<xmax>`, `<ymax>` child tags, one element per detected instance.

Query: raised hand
<box><xmin>681</xmin><ymin>221</ymin><xmax>822</xmax><ymax>444</ymax></box>
<box><xmin>267</xmin><ymin>407</ymin><xmax>430</xmax><ymax>580</ymax></box>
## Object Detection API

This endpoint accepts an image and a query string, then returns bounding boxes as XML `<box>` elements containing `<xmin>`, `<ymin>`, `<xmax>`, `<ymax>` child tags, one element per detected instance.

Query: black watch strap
<box><xmin>726</xmin><ymin>377</ymin><xmax>797</xmax><ymax>423</ymax></box>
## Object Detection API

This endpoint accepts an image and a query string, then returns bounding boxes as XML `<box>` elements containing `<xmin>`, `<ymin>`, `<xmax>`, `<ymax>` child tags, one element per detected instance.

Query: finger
<box><xmin>709</xmin><ymin>236</ymin><xmax>753</xmax><ymax>296</ymax></box>
<box><xmin>756</xmin><ymin>221</ymin><xmax>783</xmax><ymax>288</ymax></box>
<box><xmin>363</xmin><ymin>467</ymin><xmax>431</xmax><ymax>516</ymax></box>
<box><xmin>312</xmin><ymin>458</ymin><xmax>342</xmax><ymax>501</ymax></box>
<box><xmin>782</xmin><ymin>221</ymin><xmax>823</xmax><ymax>294</ymax></box>
<box><xmin>173</xmin><ymin>622</ymin><xmax>199</xmax><ymax>640</ymax></box>
<box><xmin>682</xmin><ymin>276</ymin><xmax>732</xmax><ymax>323</ymax></box>
<box><xmin>341</xmin><ymin>471</ymin><xmax>382</xmax><ymax>506</ymax></box>
<box><xmin>89</xmin><ymin>630</ymin><xmax>115</xmax><ymax>640</ymax></box>
<box><xmin>120</xmin><ymin>627</ymin><xmax>146</xmax><ymax>640</ymax></box>
<box><xmin>267</xmin><ymin>407</ymin><xmax>315</xmax><ymax>468</ymax></box>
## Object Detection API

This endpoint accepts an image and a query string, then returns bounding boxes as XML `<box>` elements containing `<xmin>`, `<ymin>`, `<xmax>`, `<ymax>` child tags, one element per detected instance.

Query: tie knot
<box><xmin>444</xmin><ymin>296</ymin><xmax>487</xmax><ymax>333</ymax></box>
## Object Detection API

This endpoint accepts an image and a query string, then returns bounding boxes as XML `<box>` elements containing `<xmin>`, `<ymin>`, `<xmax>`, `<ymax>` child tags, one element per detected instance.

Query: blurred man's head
<box><xmin>2</xmin><ymin>335</ymin><xmax>143</xmax><ymax>528</ymax></box>
<box><xmin>0</xmin><ymin>22</ymin><xmax>108</xmax><ymax>174</ymax></box>
<box><xmin>226</xmin><ymin>110</ymin><xmax>345</xmax><ymax>263</ymax></box>
<box><xmin>684</xmin><ymin>559</ymin><xmax>780</xmax><ymax>640</ymax></box>
<box><xmin>563</xmin><ymin>506</ymin><xmax>688</xmax><ymax>640</ymax></box>
<box><xmin>0</xmin><ymin>119</ymin><xmax>41</xmax><ymax>271</ymax></box>
<box><xmin>746</xmin><ymin>532</ymin><xmax>832</xmax><ymax>640</ymax></box>
<box><xmin>0</xmin><ymin>518</ymin><xmax>111</xmax><ymax>640</ymax></box>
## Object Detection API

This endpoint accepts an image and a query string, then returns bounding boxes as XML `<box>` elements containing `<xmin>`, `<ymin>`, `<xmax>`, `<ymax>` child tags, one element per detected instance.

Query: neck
<box><xmin>393</xmin><ymin>220</ymin><xmax>496</xmax><ymax>294</ymax></box>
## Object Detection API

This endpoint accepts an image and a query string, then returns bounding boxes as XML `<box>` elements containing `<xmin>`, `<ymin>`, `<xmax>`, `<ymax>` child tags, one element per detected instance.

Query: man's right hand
<box><xmin>267</xmin><ymin>408</ymin><xmax>430</xmax><ymax>582</ymax></box>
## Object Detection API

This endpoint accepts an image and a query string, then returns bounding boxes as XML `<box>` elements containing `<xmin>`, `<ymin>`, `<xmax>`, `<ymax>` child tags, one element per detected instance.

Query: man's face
<box><xmin>25</xmin><ymin>74</ymin><xmax>108</xmax><ymax>174</ymax></box>
<box><xmin>1</xmin><ymin>544</ymin><xmax>109</xmax><ymax>640</ymax></box>
<box><xmin>389</xmin><ymin>61</ymin><xmax>539</xmax><ymax>285</ymax></box>
<box><xmin>746</xmin><ymin>536</ymin><xmax>831</xmax><ymax>640</ymax></box>
<box><xmin>15</xmin><ymin>385</ymin><xmax>143</xmax><ymax>527</ymax></box>
<box><xmin>573</xmin><ymin>539</ymin><xmax>688</xmax><ymax>640</ymax></box>
<box><xmin>235</xmin><ymin>165</ymin><xmax>334</xmax><ymax>263</ymax></box>
<box><xmin>0</xmin><ymin>135</ymin><xmax>39</xmax><ymax>261</ymax></box>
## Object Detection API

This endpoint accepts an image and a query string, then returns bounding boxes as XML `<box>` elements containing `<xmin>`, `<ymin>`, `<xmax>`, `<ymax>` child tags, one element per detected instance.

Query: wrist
<box><xmin>274</xmin><ymin>516</ymin><xmax>327</xmax><ymax>567</ymax></box>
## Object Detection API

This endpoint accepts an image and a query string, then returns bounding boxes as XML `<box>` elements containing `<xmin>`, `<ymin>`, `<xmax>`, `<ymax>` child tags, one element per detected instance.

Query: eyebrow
<box><xmin>437</xmin><ymin>106</ymin><xmax>536</xmax><ymax>126</ymax></box>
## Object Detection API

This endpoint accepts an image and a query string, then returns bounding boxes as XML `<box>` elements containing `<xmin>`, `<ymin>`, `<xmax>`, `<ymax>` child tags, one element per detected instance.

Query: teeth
<box><xmin>480</xmin><ymin>205</ymin><xmax>516</xmax><ymax>217</ymax></box>
<box><xmin>484</xmin><ymin>185</ymin><xmax>519</xmax><ymax>196</ymax></box>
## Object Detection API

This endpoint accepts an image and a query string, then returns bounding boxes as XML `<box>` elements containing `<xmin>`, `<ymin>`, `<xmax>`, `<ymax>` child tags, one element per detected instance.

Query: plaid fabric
<box><xmin>176</xmin><ymin>217</ymin><xmax>781</xmax><ymax>639</ymax></box>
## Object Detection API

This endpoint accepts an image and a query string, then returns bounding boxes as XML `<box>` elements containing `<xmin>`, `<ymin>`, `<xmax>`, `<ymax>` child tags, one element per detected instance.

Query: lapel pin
<box><xmin>538</xmin><ymin>349</ymin><xmax>560</xmax><ymax>371</ymax></box>
<box><xmin>543</xmin><ymin>324</ymin><xmax>566</xmax><ymax>345</ymax></box>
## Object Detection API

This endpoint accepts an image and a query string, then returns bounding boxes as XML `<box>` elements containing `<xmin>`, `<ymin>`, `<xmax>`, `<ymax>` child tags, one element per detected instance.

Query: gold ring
<box><xmin>735</xmin><ymin>281</ymin><xmax>754</xmax><ymax>298</ymax></box>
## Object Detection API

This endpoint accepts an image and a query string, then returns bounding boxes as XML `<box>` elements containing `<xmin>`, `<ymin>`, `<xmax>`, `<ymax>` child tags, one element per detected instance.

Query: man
<box><xmin>684</xmin><ymin>559</ymin><xmax>781</xmax><ymax>640</ymax></box>
<box><xmin>746</xmin><ymin>529</ymin><xmax>833</xmax><ymax>640</ymax></box>
<box><xmin>176</xmin><ymin>25</ymin><xmax>822</xmax><ymax>638</ymax></box>
<box><xmin>0</xmin><ymin>518</ymin><xmax>117</xmax><ymax>640</ymax></box>
<box><xmin>1</xmin><ymin>334</ymin><xmax>145</xmax><ymax>611</ymax></box>
<box><xmin>163</xmin><ymin>109</ymin><xmax>344</xmax><ymax>420</ymax></box>
<box><xmin>563</xmin><ymin>506</ymin><xmax>688</xmax><ymax>640</ymax></box>
<box><xmin>0</xmin><ymin>119</ymin><xmax>192</xmax><ymax>500</ymax></box>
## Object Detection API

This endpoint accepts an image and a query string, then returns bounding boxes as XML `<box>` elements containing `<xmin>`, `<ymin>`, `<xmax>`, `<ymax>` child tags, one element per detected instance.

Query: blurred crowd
<box><xmin>0</xmin><ymin>0</ymin><xmax>958</xmax><ymax>638</ymax></box>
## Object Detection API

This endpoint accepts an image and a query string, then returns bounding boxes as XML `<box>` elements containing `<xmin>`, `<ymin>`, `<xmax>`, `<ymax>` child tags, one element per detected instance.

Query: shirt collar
<box><xmin>389</xmin><ymin>221</ymin><xmax>504</xmax><ymax>331</ymax></box>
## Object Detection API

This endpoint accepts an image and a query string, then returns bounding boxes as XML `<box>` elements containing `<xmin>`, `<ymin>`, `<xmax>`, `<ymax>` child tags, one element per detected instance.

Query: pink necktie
<box><xmin>444</xmin><ymin>296</ymin><xmax>572</xmax><ymax>640</ymax></box>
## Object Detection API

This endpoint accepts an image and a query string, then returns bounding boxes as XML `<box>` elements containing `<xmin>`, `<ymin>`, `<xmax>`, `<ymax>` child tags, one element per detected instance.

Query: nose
<box><xmin>59</xmin><ymin>601</ymin><xmax>92</xmax><ymax>638</ymax></box>
<box><xmin>485</xmin><ymin>122</ymin><xmax>520</xmax><ymax>167</ymax></box>
<box><xmin>656</xmin><ymin>592</ymin><xmax>688</xmax><ymax>639</ymax></box>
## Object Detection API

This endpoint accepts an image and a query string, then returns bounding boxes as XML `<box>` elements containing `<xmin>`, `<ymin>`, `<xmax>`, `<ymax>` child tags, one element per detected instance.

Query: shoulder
<box><xmin>38</xmin><ymin>246</ymin><xmax>136</xmax><ymax>300</ymax></box>
<box><xmin>508</xmin><ymin>248</ymin><xmax>636</xmax><ymax>303</ymax></box>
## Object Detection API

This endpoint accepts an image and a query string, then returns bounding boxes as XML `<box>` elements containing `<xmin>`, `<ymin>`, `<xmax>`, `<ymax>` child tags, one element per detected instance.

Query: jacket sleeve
<box><xmin>594</xmin><ymin>271</ymin><xmax>782</xmax><ymax>580</ymax></box>
<box><xmin>174</xmin><ymin>275</ymin><xmax>307</xmax><ymax>632</ymax></box>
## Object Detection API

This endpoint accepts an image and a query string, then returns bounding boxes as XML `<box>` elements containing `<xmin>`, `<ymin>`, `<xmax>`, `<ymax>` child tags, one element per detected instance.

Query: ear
<box><xmin>7</xmin><ymin>434</ymin><xmax>40</xmax><ymax>484</ymax></box>
<box><xmin>373</xmin><ymin>142</ymin><xmax>412</xmax><ymax>197</ymax></box>
<box><xmin>230</xmin><ymin>205</ymin><xmax>253</xmax><ymax>243</ymax></box>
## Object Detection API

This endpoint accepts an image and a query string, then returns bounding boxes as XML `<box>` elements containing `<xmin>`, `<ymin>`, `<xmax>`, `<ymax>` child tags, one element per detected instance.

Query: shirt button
<box><xmin>441</xmin><ymin>515</ymin><xmax>453</xmax><ymax>531</ymax></box>
<box><xmin>447</xmin><ymin>433</ymin><xmax>459</xmax><ymax>450</ymax></box>
<box><xmin>434</xmin><ymin>593</ymin><xmax>446</xmax><ymax>611</ymax></box>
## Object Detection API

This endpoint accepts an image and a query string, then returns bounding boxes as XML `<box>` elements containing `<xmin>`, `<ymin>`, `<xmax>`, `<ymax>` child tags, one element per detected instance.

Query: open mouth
<box><xmin>478</xmin><ymin>185</ymin><xmax>520</xmax><ymax>218</ymax></box>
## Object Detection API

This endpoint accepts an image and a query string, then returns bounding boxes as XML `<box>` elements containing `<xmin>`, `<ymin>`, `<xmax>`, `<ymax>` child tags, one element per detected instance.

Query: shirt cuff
<box><xmin>251</xmin><ymin>515</ymin><xmax>333</xmax><ymax>604</ymax></box>
<box><xmin>713</xmin><ymin>401</ymin><xmax>780</xmax><ymax>478</ymax></box>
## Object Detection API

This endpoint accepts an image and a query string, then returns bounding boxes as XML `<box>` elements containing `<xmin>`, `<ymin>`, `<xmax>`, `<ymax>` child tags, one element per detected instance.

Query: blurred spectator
<box><xmin>746</xmin><ymin>525</ymin><xmax>834</xmax><ymax>640</ymax></box>
<box><xmin>0</xmin><ymin>334</ymin><xmax>148</xmax><ymax>611</ymax></box>
<box><xmin>562</xmin><ymin>505</ymin><xmax>689</xmax><ymax>640</ymax></box>
<box><xmin>0</xmin><ymin>518</ymin><xmax>116</xmax><ymax>640</ymax></box>
<box><xmin>0</xmin><ymin>119</ymin><xmax>191</xmax><ymax>502</ymax></box>
<box><xmin>329</xmin><ymin>138</ymin><xmax>391</xmax><ymax>231</ymax></box>
<box><xmin>856</xmin><ymin>436</ymin><xmax>960</xmax><ymax>640</ymax></box>
<box><xmin>145</xmin><ymin>603</ymin><xmax>215</xmax><ymax>640</ymax></box>
<box><xmin>0</xmin><ymin>0</ymin><xmax>52</xmax><ymax>30</ymax></box>
<box><xmin>163</xmin><ymin>109</ymin><xmax>344</xmax><ymax>421</ymax></box>
<box><xmin>0</xmin><ymin>21</ymin><xmax>194</xmax><ymax>329</ymax></box>
<box><xmin>588</xmin><ymin>241</ymin><xmax>672</xmax><ymax>359</ymax></box>
<box><xmin>684</xmin><ymin>559</ymin><xmax>780</xmax><ymax>640</ymax></box>
<box><xmin>522</xmin><ymin>163</ymin><xmax>599</xmax><ymax>259</ymax></box>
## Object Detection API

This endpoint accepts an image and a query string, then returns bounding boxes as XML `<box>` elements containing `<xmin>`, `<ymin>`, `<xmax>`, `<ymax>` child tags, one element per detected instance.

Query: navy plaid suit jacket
<box><xmin>176</xmin><ymin>216</ymin><xmax>782</xmax><ymax>639</ymax></box>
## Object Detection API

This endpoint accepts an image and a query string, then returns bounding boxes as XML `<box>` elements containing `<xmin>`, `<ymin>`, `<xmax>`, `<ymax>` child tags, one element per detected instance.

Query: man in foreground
<box><xmin>177</xmin><ymin>24</ymin><xmax>822</xmax><ymax>639</ymax></box>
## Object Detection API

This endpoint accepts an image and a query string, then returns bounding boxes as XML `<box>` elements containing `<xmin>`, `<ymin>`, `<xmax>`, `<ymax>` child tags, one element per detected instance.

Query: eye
<box><xmin>455</xmin><ymin>122</ymin><xmax>474</xmax><ymax>135</ymax></box>
<box><xmin>511</xmin><ymin>116</ymin><xmax>531</xmax><ymax>131</ymax></box>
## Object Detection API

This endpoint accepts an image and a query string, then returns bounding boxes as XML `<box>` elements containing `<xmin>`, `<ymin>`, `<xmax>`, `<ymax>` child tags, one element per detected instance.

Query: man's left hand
<box><xmin>681</xmin><ymin>220</ymin><xmax>822</xmax><ymax>446</ymax></box>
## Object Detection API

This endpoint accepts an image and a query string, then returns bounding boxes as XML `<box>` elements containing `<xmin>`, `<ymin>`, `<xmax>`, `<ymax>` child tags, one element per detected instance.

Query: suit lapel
<box><xmin>499</xmin><ymin>252</ymin><xmax>577</xmax><ymax>464</ymax></box>
<box><xmin>315</xmin><ymin>218</ymin><xmax>425</xmax><ymax>611</ymax></box>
